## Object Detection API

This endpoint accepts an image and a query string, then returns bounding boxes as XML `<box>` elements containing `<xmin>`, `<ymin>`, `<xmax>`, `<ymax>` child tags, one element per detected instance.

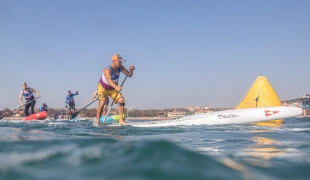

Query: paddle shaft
<box><xmin>103</xmin><ymin>74</ymin><xmax>128</xmax><ymax>124</ymax></box>
<box><xmin>0</xmin><ymin>97</ymin><xmax>38</xmax><ymax>120</ymax></box>
<box><xmin>70</xmin><ymin>98</ymin><xmax>98</xmax><ymax>119</ymax></box>
<box><xmin>54</xmin><ymin>104</ymin><xmax>67</xmax><ymax>120</ymax></box>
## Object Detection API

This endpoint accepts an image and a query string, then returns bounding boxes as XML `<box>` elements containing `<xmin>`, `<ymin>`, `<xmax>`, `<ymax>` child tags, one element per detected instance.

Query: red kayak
<box><xmin>24</xmin><ymin>111</ymin><xmax>48</xmax><ymax>121</ymax></box>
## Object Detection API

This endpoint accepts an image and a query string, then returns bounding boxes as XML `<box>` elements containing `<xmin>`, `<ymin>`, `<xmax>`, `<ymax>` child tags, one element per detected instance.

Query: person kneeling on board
<box><xmin>39</xmin><ymin>103</ymin><xmax>48</xmax><ymax>112</ymax></box>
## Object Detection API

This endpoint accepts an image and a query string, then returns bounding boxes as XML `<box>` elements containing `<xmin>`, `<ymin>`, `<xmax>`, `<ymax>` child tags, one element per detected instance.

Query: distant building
<box><xmin>109</xmin><ymin>109</ymin><xmax>118</xmax><ymax>115</ymax></box>
<box><xmin>187</xmin><ymin>107</ymin><xmax>195</xmax><ymax>112</ymax></box>
<box><xmin>157</xmin><ymin>111</ymin><xmax>166</xmax><ymax>117</ymax></box>
<box><xmin>282</xmin><ymin>101</ymin><xmax>288</xmax><ymax>106</ymax></box>
<box><xmin>204</xmin><ymin>106</ymin><xmax>213</xmax><ymax>109</ymax></box>
<box><xmin>167</xmin><ymin>111</ymin><xmax>185</xmax><ymax>119</ymax></box>
<box><xmin>2</xmin><ymin>112</ymin><xmax>8</xmax><ymax>115</ymax></box>
<box><xmin>195</xmin><ymin>109</ymin><xmax>205</xmax><ymax>114</ymax></box>
<box><xmin>194</xmin><ymin>109</ymin><xmax>213</xmax><ymax>114</ymax></box>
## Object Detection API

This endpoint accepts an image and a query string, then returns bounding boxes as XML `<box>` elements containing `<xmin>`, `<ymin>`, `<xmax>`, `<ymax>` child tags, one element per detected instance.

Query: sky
<box><xmin>0</xmin><ymin>0</ymin><xmax>309</xmax><ymax>110</ymax></box>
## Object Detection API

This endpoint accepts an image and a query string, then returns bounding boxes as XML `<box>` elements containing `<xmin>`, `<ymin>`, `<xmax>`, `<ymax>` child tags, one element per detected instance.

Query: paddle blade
<box><xmin>0</xmin><ymin>115</ymin><xmax>5</xmax><ymax>120</ymax></box>
<box><xmin>70</xmin><ymin>111</ymin><xmax>80</xmax><ymax>119</ymax></box>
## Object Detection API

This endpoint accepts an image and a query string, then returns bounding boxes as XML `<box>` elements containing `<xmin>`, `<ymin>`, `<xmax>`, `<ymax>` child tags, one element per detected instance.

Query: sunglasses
<box><xmin>114</xmin><ymin>59</ymin><xmax>126</xmax><ymax>62</ymax></box>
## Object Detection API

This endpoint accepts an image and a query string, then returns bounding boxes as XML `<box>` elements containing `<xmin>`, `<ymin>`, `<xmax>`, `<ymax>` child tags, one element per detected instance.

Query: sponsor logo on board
<box><xmin>217</xmin><ymin>114</ymin><xmax>239</xmax><ymax>119</ymax></box>
<box><xmin>265</xmin><ymin>110</ymin><xmax>280</xmax><ymax>116</ymax></box>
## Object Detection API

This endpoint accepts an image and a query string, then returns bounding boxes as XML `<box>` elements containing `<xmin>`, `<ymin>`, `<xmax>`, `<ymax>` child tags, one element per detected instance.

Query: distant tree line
<box><xmin>282</xmin><ymin>98</ymin><xmax>302</xmax><ymax>104</ymax></box>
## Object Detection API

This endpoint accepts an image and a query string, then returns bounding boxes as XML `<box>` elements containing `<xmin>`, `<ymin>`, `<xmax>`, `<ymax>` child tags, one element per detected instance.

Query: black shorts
<box><xmin>66</xmin><ymin>105</ymin><xmax>75</xmax><ymax>111</ymax></box>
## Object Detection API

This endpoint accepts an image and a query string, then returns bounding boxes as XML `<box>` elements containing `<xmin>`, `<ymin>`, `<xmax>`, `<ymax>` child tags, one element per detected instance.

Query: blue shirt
<box><xmin>65</xmin><ymin>92</ymin><xmax>79</xmax><ymax>106</ymax></box>
<box><xmin>40</xmin><ymin>105</ymin><xmax>48</xmax><ymax>112</ymax></box>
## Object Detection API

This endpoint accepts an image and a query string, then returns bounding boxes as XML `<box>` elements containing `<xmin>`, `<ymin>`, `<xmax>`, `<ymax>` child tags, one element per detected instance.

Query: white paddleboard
<box><xmin>127</xmin><ymin>106</ymin><xmax>302</xmax><ymax>127</ymax></box>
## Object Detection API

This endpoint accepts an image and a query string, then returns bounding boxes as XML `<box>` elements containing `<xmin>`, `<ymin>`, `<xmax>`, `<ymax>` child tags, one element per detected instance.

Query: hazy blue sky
<box><xmin>1</xmin><ymin>0</ymin><xmax>309</xmax><ymax>110</ymax></box>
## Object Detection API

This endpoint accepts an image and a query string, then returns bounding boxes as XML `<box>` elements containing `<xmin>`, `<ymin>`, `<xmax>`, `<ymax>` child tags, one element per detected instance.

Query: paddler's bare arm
<box><xmin>103</xmin><ymin>68</ymin><xmax>122</xmax><ymax>91</ymax></box>
<box><xmin>120</xmin><ymin>65</ymin><xmax>135</xmax><ymax>77</ymax></box>
<box><xmin>30</xmin><ymin>88</ymin><xmax>41</xmax><ymax>98</ymax></box>
<box><xmin>92</xmin><ymin>90</ymin><xmax>97</xmax><ymax>101</ymax></box>
<box><xmin>19</xmin><ymin>92</ymin><xmax>23</xmax><ymax>106</ymax></box>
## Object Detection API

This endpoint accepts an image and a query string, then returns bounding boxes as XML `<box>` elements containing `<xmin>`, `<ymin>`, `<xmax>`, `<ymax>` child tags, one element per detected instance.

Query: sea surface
<box><xmin>0</xmin><ymin>117</ymin><xmax>309</xmax><ymax>180</ymax></box>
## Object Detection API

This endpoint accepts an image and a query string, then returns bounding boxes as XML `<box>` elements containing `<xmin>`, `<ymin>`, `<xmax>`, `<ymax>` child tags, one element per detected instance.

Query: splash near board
<box><xmin>99</xmin><ymin>114</ymin><xmax>126</xmax><ymax>124</ymax></box>
<box><xmin>24</xmin><ymin>111</ymin><xmax>48</xmax><ymax>121</ymax></box>
<box><xmin>235</xmin><ymin>76</ymin><xmax>283</xmax><ymax>127</ymax></box>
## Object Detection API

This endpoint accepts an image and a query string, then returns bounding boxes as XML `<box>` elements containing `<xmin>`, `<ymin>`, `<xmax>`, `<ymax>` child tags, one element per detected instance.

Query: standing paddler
<box><xmin>19</xmin><ymin>82</ymin><xmax>41</xmax><ymax>117</ymax></box>
<box><xmin>65</xmin><ymin>90</ymin><xmax>78</xmax><ymax>119</ymax></box>
<box><xmin>94</xmin><ymin>54</ymin><xmax>135</xmax><ymax>126</ymax></box>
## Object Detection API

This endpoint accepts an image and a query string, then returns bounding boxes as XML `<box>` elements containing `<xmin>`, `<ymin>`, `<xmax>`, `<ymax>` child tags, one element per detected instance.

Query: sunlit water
<box><xmin>0</xmin><ymin>117</ymin><xmax>309</xmax><ymax>180</ymax></box>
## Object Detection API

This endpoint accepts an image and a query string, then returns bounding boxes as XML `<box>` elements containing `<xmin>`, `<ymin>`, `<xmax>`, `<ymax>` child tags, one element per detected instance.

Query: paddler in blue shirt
<box><xmin>65</xmin><ymin>90</ymin><xmax>78</xmax><ymax>119</ymax></box>
<box><xmin>53</xmin><ymin>112</ymin><xmax>57</xmax><ymax>119</ymax></box>
<box><xmin>60</xmin><ymin>110</ymin><xmax>64</xmax><ymax>119</ymax></box>
<box><xmin>39</xmin><ymin>103</ymin><xmax>48</xmax><ymax>112</ymax></box>
<box><xmin>301</xmin><ymin>94</ymin><xmax>310</xmax><ymax>116</ymax></box>
<box><xmin>18</xmin><ymin>82</ymin><xmax>41</xmax><ymax>117</ymax></box>
<box><xmin>94</xmin><ymin>54</ymin><xmax>135</xmax><ymax>126</ymax></box>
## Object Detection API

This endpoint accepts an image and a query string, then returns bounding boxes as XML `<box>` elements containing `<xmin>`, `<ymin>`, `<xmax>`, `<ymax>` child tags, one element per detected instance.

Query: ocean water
<box><xmin>0</xmin><ymin>117</ymin><xmax>309</xmax><ymax>180</ymax></box>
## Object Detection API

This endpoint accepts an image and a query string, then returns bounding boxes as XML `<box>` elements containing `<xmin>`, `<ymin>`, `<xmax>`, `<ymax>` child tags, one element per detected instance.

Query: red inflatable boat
<box><xmin>24</xmin><ymin>111</ymin><xmax>48</xmax><ymax>121</ymax></box>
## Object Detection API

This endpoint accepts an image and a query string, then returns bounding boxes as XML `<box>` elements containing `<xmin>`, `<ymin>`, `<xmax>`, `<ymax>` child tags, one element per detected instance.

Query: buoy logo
<box><xmin>265</xmin><ymin>110</ymin><xmax>279</xmax><ymax>116</ymax></box>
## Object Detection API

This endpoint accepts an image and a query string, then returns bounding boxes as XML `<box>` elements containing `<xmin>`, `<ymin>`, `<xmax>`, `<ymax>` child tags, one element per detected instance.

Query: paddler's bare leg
<box><xmin>102</xmin><ymin>97</ymin><xmax>108</xmax><ymax>116</ymax></box>
<box><xmin>67</xmin><ymin>109</ymin><xmax>70</xmax><ymax>120</ymax></box>
<box><xmin>95</xmin><ymin>100</ymin><xmax>104</xmax><ymax>125</ymax></box>
<box><xmin>117</xmin><ymin>98</ymin><xmax>126</xmax><ymax>125</ymax></box>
